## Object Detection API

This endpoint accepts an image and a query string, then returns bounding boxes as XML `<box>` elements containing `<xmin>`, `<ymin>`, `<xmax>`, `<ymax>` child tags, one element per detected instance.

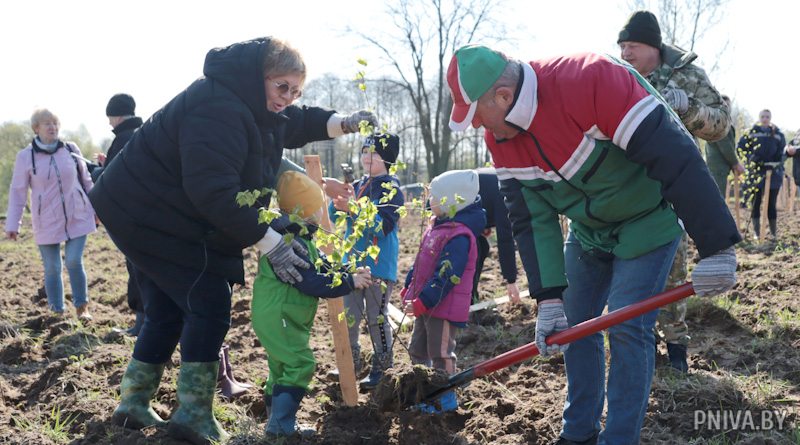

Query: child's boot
<box><xmin>265</xmin><ymin>385</ymin><xmax>315</xmax><ymax>437</ymax></box>
<box><xmin>167</xmin><ymin>361</ymin><xmax>230</xmax><ymax>445</ymax></box>
<box><xmin>111</xmin><ymin>358</ymin><xmax>167</xmax><ymax>429</ymax></box>
<box><xmin>359</xmin><ymin>353</ymin><xmax>390</xmax><ymax>390</ymax></box>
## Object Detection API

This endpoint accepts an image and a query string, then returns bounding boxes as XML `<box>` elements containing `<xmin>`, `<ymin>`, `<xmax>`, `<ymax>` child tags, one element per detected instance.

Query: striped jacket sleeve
<box><xmin>593</xmin><ymin>59</ymin><xmax>741</xmax><ymax>258</ymax></box>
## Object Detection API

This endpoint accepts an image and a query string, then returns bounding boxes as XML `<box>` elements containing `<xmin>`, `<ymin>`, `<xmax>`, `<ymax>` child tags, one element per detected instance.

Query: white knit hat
<box><xmin>429</xmin><ymin>169</ymin><xmax>479</xmax><ymax>214</ymax></box>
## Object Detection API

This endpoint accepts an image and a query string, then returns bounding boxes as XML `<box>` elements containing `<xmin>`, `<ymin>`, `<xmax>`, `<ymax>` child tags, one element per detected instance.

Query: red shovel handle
<box><xmin>421</xmin><ymin>283</ymin><xmax>696</xmax><ymax>402</ymax></box>
<box><xmin>473</xmin><ymin>282</ymin><xmax>696</xmax><ymax>378</ymax></box>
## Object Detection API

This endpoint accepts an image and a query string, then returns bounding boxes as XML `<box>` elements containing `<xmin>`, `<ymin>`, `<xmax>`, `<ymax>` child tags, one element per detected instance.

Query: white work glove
<box><xmin>341</xmin><ymin>110</ymin><xmax>378</xmax><ymax>134</ymax></box>
<box><xmin>535</xmin><ymin>299</ymin><xmax>570</xmax><ymax>357</ymax></box>
<box><xmin>661</xmin><ymin>87</ymin><xmax>689</xmax><ymax>115</ymax></box>
<box><xmin>691</xmin><ymin>246</ymin><xmax>737</xmax><ymax>296</ymax></box>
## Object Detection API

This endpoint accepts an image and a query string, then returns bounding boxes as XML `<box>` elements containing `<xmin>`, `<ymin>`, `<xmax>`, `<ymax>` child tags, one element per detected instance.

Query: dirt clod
<box><xmin>371</xmin><ymin>364</ymin><xmax>450</xmax><ymax>412</ymax></box>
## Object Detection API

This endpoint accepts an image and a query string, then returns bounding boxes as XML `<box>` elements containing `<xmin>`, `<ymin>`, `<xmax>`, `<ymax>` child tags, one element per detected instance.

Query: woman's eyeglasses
<box><xmin>268</xmin><ymin>79</ymin><xmax>302</xmax><ymax>100</ymax></box>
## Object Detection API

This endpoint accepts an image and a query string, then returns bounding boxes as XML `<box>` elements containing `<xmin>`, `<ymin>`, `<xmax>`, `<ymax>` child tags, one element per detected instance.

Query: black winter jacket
<box><xmin>478</xmin><ymin>172</ymin><xmax>517</xmax><ymax>284</ymax></box>
<box><xmin>89</xmin><ymin>38</ymin><xmax>335</xmax><ymax>283</ymax></box>
<box><xmin>90</xmin><ymin>116</ymin><xmax>143</xmax><ymax>182</ymax></box>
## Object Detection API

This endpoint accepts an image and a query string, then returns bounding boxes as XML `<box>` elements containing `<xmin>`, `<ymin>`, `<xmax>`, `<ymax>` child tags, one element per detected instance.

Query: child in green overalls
<box><xmin>251</xmin><ymin>171</ymin><xmax>372</xmax><ymax>437</ymax></box>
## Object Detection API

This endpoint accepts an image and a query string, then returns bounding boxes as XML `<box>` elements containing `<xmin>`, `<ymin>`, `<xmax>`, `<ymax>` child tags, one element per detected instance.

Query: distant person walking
<box><xmin>91</xmin><ymin>37</ymin><xmax>377</xmax><ymax>444</ymax></box>
<box><xmin>94</xmin><ymin>94</ymin><xmax>146</xmax><ymax>335</ymax></box>
<box><xmin>5</xmin><ymin>108</ymin><xmax>96</xmax><ymax>320</ymax></box>
<box><xmin>738</xmin><ymin>109</ymin><xmax>787</xmax><ymax>239</ymax></box>
<box><xmin>786</xmin><ymin>130</ymin><xmax>800</xmax><ymax>191</ymax></box>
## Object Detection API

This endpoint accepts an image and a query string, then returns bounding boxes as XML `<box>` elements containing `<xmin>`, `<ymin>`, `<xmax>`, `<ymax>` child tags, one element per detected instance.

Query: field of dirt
<box><xmin>1</xmin><ymin>204</ymin><xmax>799</xmax><ymax>444</ymax></box>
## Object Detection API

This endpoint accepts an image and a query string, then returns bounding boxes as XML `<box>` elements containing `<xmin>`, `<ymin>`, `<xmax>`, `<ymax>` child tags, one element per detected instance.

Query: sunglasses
<box><xmin>268</xmin><ymin>78</ymin><xmax>303</xmax><ymax>100</ymax></box>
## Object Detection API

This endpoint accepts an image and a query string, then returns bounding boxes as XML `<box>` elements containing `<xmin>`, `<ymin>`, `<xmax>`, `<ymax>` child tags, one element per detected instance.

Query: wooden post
<box><xmin>778</xmin><ymin>176</ymin><xmax>787</xmax><ymax>211</ymax></box>
<box><xmin>725</xmin><ymin>177</ymin><xmax>732</xmax><ymax>205</ymax></box>
<box><xmin>733</xmin><ymin>174</ymin><xmax>741</xmax><ymax>231</ymax></box>
<box><xmin>790</xmin><ymin>180</ymin><xmax>797</xmax><ymax>214</ymax></box>
<box><xmin>760</xmin><ymin>170</ymin><xmax>771</xmax><ymax>242</ymax></box>
<box><xmin>302</xmin><ymin>155</ymin><xmax>358</xmax><ymax>406</ymax></box>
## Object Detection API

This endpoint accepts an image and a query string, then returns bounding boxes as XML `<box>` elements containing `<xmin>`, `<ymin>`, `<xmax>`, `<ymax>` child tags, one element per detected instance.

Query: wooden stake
<box><xmin>790</xmin><ymin>180</ymin><xmax>797</xmax><ymax>214</ymax></box>
<box><xmin>725</xmin><ymin>176</ymin><xmax>732</xmax><ymax>205</ymax></box>
<box><xmin>733</xmin><ymin>174</ymin><xmax>741</xmax><ymax>231</ymax></box>
<box><xmin>302</xmin><ymin>155</ymin><xmax>358</xmax><ymax>406</ymax></box>
<box><xmin>760</xmin><ymin>170</ymin><xmax>771</xmax><ymax>242</ymax></box>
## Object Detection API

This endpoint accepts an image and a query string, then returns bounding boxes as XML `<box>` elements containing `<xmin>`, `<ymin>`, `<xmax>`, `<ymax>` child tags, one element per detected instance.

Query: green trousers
<box><xmin>251</xmin><ymin>256</ymin><xmax>318</xmax><ymax>395</ymax></box>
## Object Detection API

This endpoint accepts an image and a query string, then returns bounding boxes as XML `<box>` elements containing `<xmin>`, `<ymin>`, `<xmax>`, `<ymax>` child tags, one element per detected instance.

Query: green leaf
<box><xmin>450</xmin><ymin>275</ymin><xmax>461</xmax><ymax>285</ymax></box>
<box><xmin>337</xmin><ymin>311</ymin><xmax>346</xmax><ymax>323</ymax></box>
<box><xmin>367</xmin><ymin>244</ymin><xmax>380</xmax><ymax>260</ymax></box>
<box><xmin>381</xmin><ymin>281</ymin><xmax>387</xmax><ymax>293</ymax></box>
<box><xmin>357</xmin><ymin>58</ymin><xmax>368</xmax><ymax>66</ymax></box>
<box><xmin>395</xmin><ymin>206</ymin><xmax>407</xmax><ymax>218</ymax></box>
<box><xmin>438</xmin><ymin>260</ymin><xmax>452</xmax><ymax>277</ymax></box>
<box><xmin>448</xmin><ymin>205</ymin><xmax>458</xmax><ymax>218</ymax></box>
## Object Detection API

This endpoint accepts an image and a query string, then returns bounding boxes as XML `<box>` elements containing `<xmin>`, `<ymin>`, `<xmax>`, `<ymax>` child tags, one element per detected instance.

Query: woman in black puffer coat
<box><xmin>90</xmin><ymin>37</ymin><xmax>376</xmax><ymax>444</ymax></box>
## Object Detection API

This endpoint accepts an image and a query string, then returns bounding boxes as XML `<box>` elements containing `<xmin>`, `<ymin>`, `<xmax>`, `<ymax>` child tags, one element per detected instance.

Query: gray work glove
<box><xmin>691</xmin><ymin>246</ymin><xmax>737</xmax><ymax>296</ymax></box>
<box><xmin>266</xmin><ymin>238</ymin><xmax>310</xmax><ymax>284</ymax></box>
<box><xmin>535</xmin><ymin>299</ymin><xmax>570</xmax><ymax>357</ymax></box>
<box><xmin>661</xmin><ymin>87</ymin><xmax>689</xmax><ymax>114</ymax></box>
<box><xmin>341</xmin><ymin>110</ymin><xmax>378</xmax><ymax>134</ymax></box>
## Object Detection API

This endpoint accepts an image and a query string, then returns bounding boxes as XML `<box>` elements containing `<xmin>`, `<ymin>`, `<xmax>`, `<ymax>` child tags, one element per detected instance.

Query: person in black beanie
<box><xmin>618</xmin><ymin>9</ymin><xmax>731</xmax><ymax>376</ymax></box>
<box><xmin>99</xmin><ymin>94</ymin><xmax>146</xmax><ymax>336</ymax></box>
<box><xmin>329</xmin><ymin>132</ymin><xmax>404</xmax><ymax>390</ymax></box>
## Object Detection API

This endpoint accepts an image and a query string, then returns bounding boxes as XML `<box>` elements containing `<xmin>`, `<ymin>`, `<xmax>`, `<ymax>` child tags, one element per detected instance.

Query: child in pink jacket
<box><xmin>402</xmin><ymin>169</ymin><xmax>486</xmax><ymax>413</ymax></box>
<box><xmin>5</xmin><ymin>109</ymin><xmax>96</xmax><ymax>319</ymax></box>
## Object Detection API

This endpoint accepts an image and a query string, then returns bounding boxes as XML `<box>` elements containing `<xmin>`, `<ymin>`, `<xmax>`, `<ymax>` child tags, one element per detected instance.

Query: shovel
<box><xmin>419</xmin><ymin>282</ymin><xmax>695</xmax><ymax>403</ymax></box>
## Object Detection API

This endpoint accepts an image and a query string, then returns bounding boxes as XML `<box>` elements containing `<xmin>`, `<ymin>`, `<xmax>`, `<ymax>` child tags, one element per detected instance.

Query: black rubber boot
<box><xmin>769</xmin><ymin>219</ymin><xmax>777</xmax><ymax>238</ymax></box>
<box><xmin>666</xmin><ymin>343</ymin><xmax>689</xmax><ymax>373</ymax></box>
<box><xmin>752</xmin><ymin>218</ymin><xmax>761</xmax><ymax>239</ymax></box>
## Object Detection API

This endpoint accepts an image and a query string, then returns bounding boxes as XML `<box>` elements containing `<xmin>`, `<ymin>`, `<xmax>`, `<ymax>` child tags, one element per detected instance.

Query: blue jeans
<box><xmin>38</xmin><ymin>236</ymin><xmax>89</xmax><ymax>313</ymax></box>
<box><xmin>561</xmin><ymin>233</ymin><xmax>680</xmax><ymax>445</ymax></box>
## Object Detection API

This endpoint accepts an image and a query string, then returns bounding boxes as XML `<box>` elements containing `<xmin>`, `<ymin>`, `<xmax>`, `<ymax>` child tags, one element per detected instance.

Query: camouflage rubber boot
<box><xmin>111</xmin><ymin>358</ymin><xmax>167</xmax><ymax>429</ymax></box>
<box><xmin>167</xmin><ymin>361</ymin><xmax>230</xmax><ymax>445</ymax></box>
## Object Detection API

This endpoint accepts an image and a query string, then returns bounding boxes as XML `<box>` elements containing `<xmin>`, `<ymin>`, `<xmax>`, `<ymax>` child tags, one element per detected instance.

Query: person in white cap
<box><xmin>401</xmin><ymin>169</ymin><xmax>486</xmax><ymax>414</ymax></box>
<box><xmin>446</xmin><ymin>44</ymin><xmax>740</xmax><ymax>445</ymax></box>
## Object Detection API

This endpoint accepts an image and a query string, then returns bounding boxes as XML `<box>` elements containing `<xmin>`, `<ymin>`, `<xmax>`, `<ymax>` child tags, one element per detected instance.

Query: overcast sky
<box><xmin>2</xmin><ymin>0</ymin><xmax>797</xmax><ymax>146</ymax></box>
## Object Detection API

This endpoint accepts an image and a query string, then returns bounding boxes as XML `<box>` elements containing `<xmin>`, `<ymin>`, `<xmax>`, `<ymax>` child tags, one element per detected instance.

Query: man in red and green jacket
<box><xmin>446</xmin><ymin>45</ymin><xmax>740</xmax><ymax>445</ymax></box>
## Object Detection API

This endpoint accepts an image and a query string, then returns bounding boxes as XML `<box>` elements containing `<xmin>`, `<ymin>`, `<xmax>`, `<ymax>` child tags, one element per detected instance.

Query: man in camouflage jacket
<box><xmin>618</xmin><ymin>10</ymin><xmax>732</xmax><ymax>373</ymax></box>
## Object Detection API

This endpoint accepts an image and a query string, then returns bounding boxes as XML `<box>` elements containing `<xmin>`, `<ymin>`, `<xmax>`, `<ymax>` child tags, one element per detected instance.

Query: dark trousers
<box><xmin>110</xmin><ymin>233</ymin><xmax>232</xmax><ymax>364</ymax></box>
<box><xmin>471</xmin><ymin>235</ymin><xmax>490</xmax><ymax>303</ymax></box>
<box><xmin>750</xmin><ymin>187</ymin><xmax>780</xmax><ymax>220</ymax></box>
<box><xmin>125</xmin><ymin>258</ymin><xmax>143</xmax><ymax>313</ymax></box>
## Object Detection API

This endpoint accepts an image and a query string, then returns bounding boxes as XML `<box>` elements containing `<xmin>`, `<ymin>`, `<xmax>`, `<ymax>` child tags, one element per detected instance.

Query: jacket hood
<box><xmin>112</xmin><ymin>117</ymin><xmax>143</xmax><ymax>135</ymax></box>
<box><xmin>203</xmin><ymin>37</ymin><xmax>272</xmax><ymax>124</ymax></box>
<box><xmin>661</xmin><ymin>43</ymin><xmax>697</xmax><ymax>69</ymax></box>
<box><xmin>436</xmin><ymin>199</ymin><xmax>487</xmax><ymax>235</ymax></box>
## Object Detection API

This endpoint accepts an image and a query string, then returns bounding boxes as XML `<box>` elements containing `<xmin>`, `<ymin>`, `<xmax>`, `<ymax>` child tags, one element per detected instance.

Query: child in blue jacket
<box><xmin>330</xmin><ymin>133</ymin><xmax>404</xmax><ymax>389</ymax></box>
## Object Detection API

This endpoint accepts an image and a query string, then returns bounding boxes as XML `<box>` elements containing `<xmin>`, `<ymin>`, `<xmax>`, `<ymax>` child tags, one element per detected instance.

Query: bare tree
<box><xmin>625</xmin><ymin>0</ymin><xmax>730</xmax><ymax>73</ymax></box>
<box><xmin>353</xmin><ymin>0</ymin><xmax>503</xmax><ymax>179</ymax></box>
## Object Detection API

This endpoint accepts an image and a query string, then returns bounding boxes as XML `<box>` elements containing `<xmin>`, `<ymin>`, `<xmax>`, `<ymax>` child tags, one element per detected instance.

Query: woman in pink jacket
<box><xmin>5</xmin><ymin>109</ymin><xmax>96</xmax><ymax>319</ymax></box>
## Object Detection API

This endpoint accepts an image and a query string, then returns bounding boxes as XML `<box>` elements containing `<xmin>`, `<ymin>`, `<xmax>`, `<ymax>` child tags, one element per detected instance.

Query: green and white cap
<box><xmin>447</xmin><ymin>44</ymin><xmax>509</xmax><ymax>131</ymax></box>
